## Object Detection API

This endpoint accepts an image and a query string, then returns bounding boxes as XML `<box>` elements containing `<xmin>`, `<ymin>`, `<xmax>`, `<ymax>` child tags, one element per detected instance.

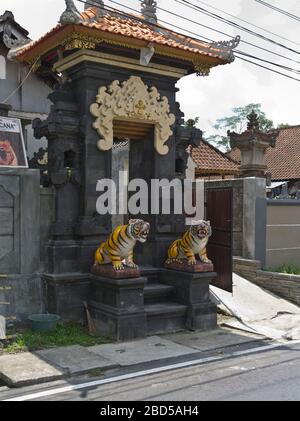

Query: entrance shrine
<box><xmin>15</xmin><ymin>0</ymin><xmax>239</xmax><ymax>339</ymax></box>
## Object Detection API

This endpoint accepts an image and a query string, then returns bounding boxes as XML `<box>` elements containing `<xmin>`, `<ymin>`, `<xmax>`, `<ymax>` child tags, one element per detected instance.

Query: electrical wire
<box><xmin>0</xmin><ymin>57</ymin><xmax>40</xmax><ymax>104</ymax></box>
<box><xmin>175</xmin><ymin>0</ymin><xmax>300</xmax><ymax>56</ymax></box>
<box><xmin>195</xmin><ymin>0</ymin><xmax>300</xmax><ymax>47</ymax></box>
<box><xmin>254</xmin><ymin>0</ymin><xmax>300</xmax><ymax>23</ymax></box>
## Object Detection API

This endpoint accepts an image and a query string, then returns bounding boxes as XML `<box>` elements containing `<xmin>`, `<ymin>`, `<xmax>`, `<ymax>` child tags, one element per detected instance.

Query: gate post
<box><xmin>242</xmin><ymin>177</ymin><xmax>266</xmax><ymax>266</ymax></box>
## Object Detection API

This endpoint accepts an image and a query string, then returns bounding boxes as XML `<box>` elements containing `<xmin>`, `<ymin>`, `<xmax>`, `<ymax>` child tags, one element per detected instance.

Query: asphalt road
<box><xmin>2</xmin><ymin>341</ymin><xmax>300</xmax><ymax>401</ymax></box>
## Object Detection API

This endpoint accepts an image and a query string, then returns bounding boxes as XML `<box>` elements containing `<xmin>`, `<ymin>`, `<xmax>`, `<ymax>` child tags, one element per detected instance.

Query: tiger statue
<box><xmin>0</xmin><ymin>140</ymin><xmax>18</xmax><ymax>166</ymax></box>
<box><xmin>94</xmin><ymin>219</ymin><xmax>150</xmax><ymax>271</ymax></box>
<box><xmin>166</xmin><ymin>220</ymin><xmax>212</xmax><ymax>265</ymax></box>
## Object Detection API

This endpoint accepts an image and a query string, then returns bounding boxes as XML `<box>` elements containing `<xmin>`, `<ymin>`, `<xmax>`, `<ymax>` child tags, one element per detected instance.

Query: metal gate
<box><xmin>205</xmin><ymin>187</ymin><xmax>233</xmax><ymax>292</ymax></box>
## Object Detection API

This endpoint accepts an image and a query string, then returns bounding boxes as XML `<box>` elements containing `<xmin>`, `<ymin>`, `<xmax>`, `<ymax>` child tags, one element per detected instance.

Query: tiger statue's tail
<box><xmin>94</xmin><ymin>242</ymin><xmax>106</xmax><ymax>265</ymax></box>
<box><xmin>166</xmin><ymin>239</ymin><xmax>181</xmax><ymax>264</ymax></box>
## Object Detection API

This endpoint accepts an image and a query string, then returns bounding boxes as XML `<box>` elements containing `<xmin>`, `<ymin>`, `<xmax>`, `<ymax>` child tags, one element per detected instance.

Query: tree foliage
<box><xmin>206</xmin><ymin>103</ymin><xmax>274</xmax><ymax>151</ymax></box>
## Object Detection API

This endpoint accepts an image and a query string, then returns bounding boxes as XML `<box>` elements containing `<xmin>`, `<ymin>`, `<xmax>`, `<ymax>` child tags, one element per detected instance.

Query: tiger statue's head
<box><xmin>0</xmin><ymin>140</ymin><xmax>18</xmax><ymax>166</ymax></box>
<box><xmin>128</xmin><ymin>219</ymin><xmax>150</xmax><ymax>243</ymax></box>
<box><xmin>190</xmin><ymin>220</ymin><xmax>212</xmax><ymax>240</ymax></box>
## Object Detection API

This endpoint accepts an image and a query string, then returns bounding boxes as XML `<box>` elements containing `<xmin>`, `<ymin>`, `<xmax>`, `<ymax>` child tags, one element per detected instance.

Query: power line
<box><xmin>254</xmin><ymin>0</ymin><xmax>300</xmax><ymax>23</ymax></box>
<box><xmin>235</xmin><ymin>55</ymin><xmax>300</xmax><ymax>82</ymax></box>
<box><xmin>134</xmin><ymin>0</ymin><xmax>300</xmax><ymax>65</ymax></box>
<box><xmin>175</xmin><ymin>0</ymin><xmax>300</xmax><ymax>56</ymax></box>
<box><xmin>235</xmin><ymin>54</ymin><xmax>300</xmax><ymax>82</ymax></box>
<box><xmin>195</xmin><ymin>0</ymin><xmax>300</xmax><ymax>47</ymax></box>
<box><xmin>78</xmin><ymin>0</ymin><xmax>300</xmax><ymax>82</ymax></box>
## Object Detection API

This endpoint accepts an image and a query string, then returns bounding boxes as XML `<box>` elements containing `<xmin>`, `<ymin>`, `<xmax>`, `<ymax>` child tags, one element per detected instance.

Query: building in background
<box><xmin>186</xmin><ymin>138</ymin><xmax>239</xmax><ymax>180</ymax></box>
<box><xmin>0</xmin><ymin>10</ymin><xmax>51</xmax><ymax>159</ymax></box>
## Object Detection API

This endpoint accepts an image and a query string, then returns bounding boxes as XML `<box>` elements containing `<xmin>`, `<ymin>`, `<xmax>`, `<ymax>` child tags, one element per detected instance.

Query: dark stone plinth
<box><xmin>91</xmin><ymin>263</ymin><xmax>141</xmax><ymax>279</ymax></box>
<box><xmin>89</xmin><ymin>275</ymin><xmax>147</xmax><ymax>341</ymax></box>
<box><xmin>160</xmin><ymin>269</ymin><xmax>217</xmax><ymax>330</ymax></box>
<box><xmin>164</xmin><ymin>261</ymin><xmax>214</xmax><ymax>273</ymax></box>
<box><xmin>42</xmin><ymin>273</ymin><xmax>91</xmax><ymax>323</ymax></box>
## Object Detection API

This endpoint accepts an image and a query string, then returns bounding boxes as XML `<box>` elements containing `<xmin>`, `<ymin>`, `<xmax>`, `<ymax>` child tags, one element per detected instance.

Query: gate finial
<box><xmin>141</xmin><ymin>0</ymin><xmax>158</xmax><ymax>24</ymax></box>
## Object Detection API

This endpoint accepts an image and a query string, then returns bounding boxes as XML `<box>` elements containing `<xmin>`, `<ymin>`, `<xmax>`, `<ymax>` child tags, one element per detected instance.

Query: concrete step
<box><xmin>144</xmin><ymin>283</ymin><xmax>174</xmax><ymax>304</ymax></box>
<box><xmin>145</xmin><ymin>302</ymin><xmax>187</xmax><ymax>335</ymax></box>
<box><xmin>140</xmin><ymin>267</ymin><xmax>161</xmax><ymax>284</ymax></box>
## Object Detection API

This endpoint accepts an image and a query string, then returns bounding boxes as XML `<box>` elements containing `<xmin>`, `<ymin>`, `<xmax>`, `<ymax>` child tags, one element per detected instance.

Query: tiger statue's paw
<box><xmin>125</xmin><ymin>261</ymin><xmax>138</xmax><ymax>269</ymax></box>
<box><xmin>201</xmin><ymin>258</ymin><xmax>212</xmax><ymax>264</ymax></box>
<box><xmin>113</xmin><ymin>263</ymin><xmax>125</xmax><ymax>271</ymax></box>
<box><xmin>188</xmin><ymin>258</ymin><xmax>197</xmax><ymax>265</ymax></box>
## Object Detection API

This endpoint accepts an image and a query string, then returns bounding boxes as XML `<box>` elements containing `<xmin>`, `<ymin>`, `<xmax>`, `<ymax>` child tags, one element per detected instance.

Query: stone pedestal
<box><xmin>160</xmin><ymin>269</ymin><xmax>217</xmax><ymax>330</ymax></box>
<box><xmin>164</xmin><ymin>261</ymin><xmax>214</xmax><ymax>273</ymax></box>
<box><xmin>89</xmin><ymin>275</ymin><xmax>147</xmax><ymax>341</ymax></box>
<box><xmin>42</xmin><ymin>273</ymin><xmax>91</xmax><ymax>323</ymax></box>
<box><xmin>91</xmin><ymin>263</ymin><xmax>141</xmax><ymax>279</ymax></box>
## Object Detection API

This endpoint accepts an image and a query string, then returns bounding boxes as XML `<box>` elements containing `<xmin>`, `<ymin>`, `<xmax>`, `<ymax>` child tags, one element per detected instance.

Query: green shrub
<box><xmin>265</xmin><ymin>263</ymin><xmax>300</xmax><ymax>275</ymax></box>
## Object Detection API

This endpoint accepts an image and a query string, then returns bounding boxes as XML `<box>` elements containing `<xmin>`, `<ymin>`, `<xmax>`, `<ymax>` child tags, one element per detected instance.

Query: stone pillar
<box><xmin>228</xmin><ymin>110</ymin><xmax>279</xmax><ymax>178</ymax></box>
<box><xmin>89</xmin><ymin>275</ymin><xmax>147</xmax><ymax>340</ymax></box>
<box><xmin>160</xmin><ymin>269</ymin><xmax>217</xmax><ymax>330</ymax></box>
<box><xmin>242</xmin><ymin>177</ymin><xmax>267</xmax><ymax>265</ymax></box>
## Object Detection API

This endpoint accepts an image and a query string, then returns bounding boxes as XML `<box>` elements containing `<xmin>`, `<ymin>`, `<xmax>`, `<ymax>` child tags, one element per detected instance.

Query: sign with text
<box><xmin>0</xmin><ymin>117</ymin><xmax>28</xmax><ymax>168</ymax></box>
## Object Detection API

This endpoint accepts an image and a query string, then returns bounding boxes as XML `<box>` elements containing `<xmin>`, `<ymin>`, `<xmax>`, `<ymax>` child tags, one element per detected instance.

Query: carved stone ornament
<box><xmin>90</xmin><ymin>76</ymin><xmax>176</xmax><ymax>155</ymax></box>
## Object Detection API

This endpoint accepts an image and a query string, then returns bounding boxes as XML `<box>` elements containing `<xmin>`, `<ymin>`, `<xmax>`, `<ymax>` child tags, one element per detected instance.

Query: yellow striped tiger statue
<box><xmin>94</xmin><ymin>219</ymin><xmax>150</xmax><ymax>271</ymax></box>
<box><xmin>166</xmin><ymin>220</ymin><xmax>212</xmax><ymax>265</ymax></box>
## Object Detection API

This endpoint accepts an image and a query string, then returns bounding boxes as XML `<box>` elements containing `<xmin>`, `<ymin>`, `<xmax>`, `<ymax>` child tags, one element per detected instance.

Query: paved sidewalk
<box><xmin>211</xmin><ymin>274</ymin><xmax>300</xmax><ymax>339</ymax></box>
<box><xmin>0</xmin><ymin>325</ymin><xmax>265</xmax><ymax>388</ymax></box>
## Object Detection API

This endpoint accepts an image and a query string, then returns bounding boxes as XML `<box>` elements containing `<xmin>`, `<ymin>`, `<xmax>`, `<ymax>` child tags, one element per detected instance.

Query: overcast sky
<box><xmin>2</xmin><ymin>0</ymin><xmax>300</xmax><ymax>136</ymax></box>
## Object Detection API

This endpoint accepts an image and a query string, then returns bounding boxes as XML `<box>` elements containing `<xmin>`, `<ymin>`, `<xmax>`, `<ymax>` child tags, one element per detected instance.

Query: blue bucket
<box><xmin>28</xmin><ymin>314</ymin><xmax>60</xmax><ymax>333</ymax></box>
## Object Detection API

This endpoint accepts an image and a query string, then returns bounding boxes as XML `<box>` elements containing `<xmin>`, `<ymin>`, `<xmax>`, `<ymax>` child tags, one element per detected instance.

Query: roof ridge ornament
<box><xmin>210</xmin><ymin>35</ymin><xmax>241</xmax><ymax>50</ymax></box>
<box><xmin>59</xmin><ymin>0</ymin><xmax>83</xmax><ymax>25</ymax></box>
<box><xmin>141</xmin><ymin>0</ymin><xmax>158</xmax><ymax>24</ymax></box>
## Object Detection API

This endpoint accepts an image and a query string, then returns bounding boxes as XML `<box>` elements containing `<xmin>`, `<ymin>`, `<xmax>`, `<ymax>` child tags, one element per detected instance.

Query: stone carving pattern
<box><xmin>90</xmin><ymin>76</ymin><xmax>175</xmax><ymax>155</ymax></box>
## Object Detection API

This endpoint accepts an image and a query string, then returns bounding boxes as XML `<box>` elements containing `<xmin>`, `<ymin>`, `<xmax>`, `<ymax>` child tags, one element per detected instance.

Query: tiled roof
<box><xmin>16</xmin><ymin>7</ymin><xmax>234</xmax><ymax>63</ymax></box>
<box><xmin>190</xmin><ymin>139</ymin><xmax>239</xmax><ymax>174</ymax></box>
<box><xmin>227</xmin><ymin>125</ymin><xmax>300</xmax><ymax>180</ymax></box>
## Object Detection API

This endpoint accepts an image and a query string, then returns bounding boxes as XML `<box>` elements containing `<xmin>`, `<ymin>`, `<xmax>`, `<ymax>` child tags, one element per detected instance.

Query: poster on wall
<box><xmin>0</xmin><ymin>116</ymin><xmax>28</xmax><ymax>168</ymax></box>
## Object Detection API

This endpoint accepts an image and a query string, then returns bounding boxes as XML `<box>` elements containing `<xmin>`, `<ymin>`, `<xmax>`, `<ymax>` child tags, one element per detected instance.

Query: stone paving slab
<box><xmin>0</xmin><ymin>353</ymin><xmax>64</xmax><ymax>387</ymax></box>
<box><xmin>163</xmin><ymin>328</ymin><xmax>264</xmax><ymax>351</ymax></box>
<box><xmin>88</xmin><ymin>335</ymin><xmax>199</xmax><ymax>366</ymax></box>
<box><xmin>36</xmin><ymin>345</ymin><xmax>118</xmax><ymax>375</ymax></box>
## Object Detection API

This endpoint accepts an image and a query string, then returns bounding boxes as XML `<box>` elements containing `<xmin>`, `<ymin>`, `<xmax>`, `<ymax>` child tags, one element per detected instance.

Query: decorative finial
<box><xmin>247</xmin><ymin>110</ymin><xmax>260</xmax><ymax>131</ymax></box>
<box><xmin>59</xmin><ymin>0</ymin><xmax>83</xmax><ymax>25</ymax></box>
<box><xmin>84</xmin><ymin>0</ymin><xmax>105</xmax><ymax>16</ymax></box>
<box><xmin>141</xmin><ymin>0</ymin><xmax>158</xmax><ymax>24</ymax></box>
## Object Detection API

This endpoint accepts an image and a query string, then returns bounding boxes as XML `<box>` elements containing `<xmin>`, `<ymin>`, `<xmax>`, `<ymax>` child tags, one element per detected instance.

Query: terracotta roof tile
<box><xmin>16</xmin><ymin>7</ymin><xmax>234</xmax><ymax>62</ymax></box>
<box><xmin>227</xmin><ymin>125</ymin><xmax>300</xmax><ymax>180</ymax></box>
<box><xmin>190</xmin><ymin>139</ymin><xmax>239</xmax><ymax>174</ymax></box>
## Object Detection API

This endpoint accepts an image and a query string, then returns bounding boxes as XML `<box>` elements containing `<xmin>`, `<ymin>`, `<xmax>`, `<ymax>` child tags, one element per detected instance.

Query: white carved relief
<box><xmin>90</xmin><ymin>76</ymin><xmax>175</xmax><ymax>155</ymax></box>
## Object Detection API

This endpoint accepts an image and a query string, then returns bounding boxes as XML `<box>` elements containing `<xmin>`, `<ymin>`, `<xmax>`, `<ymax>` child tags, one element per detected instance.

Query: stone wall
<box><xmin>233</xmin><ymin>256</ymin><xmax>300</xmax><ymax>306</ymax></box>
<box><xmin>0</xmin><ymin>168</ymin><xmax>44</xmax><ymax>320</ymax></box>
<box><xmin>266</xmin><ymin>200</ymin><xmax>300</xmax><ymax>268</ymax></box>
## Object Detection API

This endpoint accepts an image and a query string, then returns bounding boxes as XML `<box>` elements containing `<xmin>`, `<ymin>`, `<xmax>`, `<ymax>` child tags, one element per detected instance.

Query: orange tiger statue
<box><xmin>166</xmin><ymin>220</ymin><xmax>212</xmax><ymax>265</ymax></box>
<box><xmin>94</xmin><ymin>219</ymin><xmax>150</xmax><ymax>271</ymax></box>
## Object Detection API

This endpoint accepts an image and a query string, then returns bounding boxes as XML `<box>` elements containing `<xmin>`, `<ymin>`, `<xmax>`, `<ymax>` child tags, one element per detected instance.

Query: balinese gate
<box><xmin>205</xmin><ymin>187</ymin><xmax>233</xmax><ymax>292</ymax></box>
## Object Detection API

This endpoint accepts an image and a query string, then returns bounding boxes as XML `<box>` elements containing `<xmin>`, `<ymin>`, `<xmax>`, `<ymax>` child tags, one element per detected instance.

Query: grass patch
<box><xmin>0</xmin><ymin>322</ymin><xmax>110</xmax><ymax>355</ymax></box>
<box><xmin>265</xmin><ymin>263</ymin><xmax>300</xmax><ymax>275</ymax></box>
